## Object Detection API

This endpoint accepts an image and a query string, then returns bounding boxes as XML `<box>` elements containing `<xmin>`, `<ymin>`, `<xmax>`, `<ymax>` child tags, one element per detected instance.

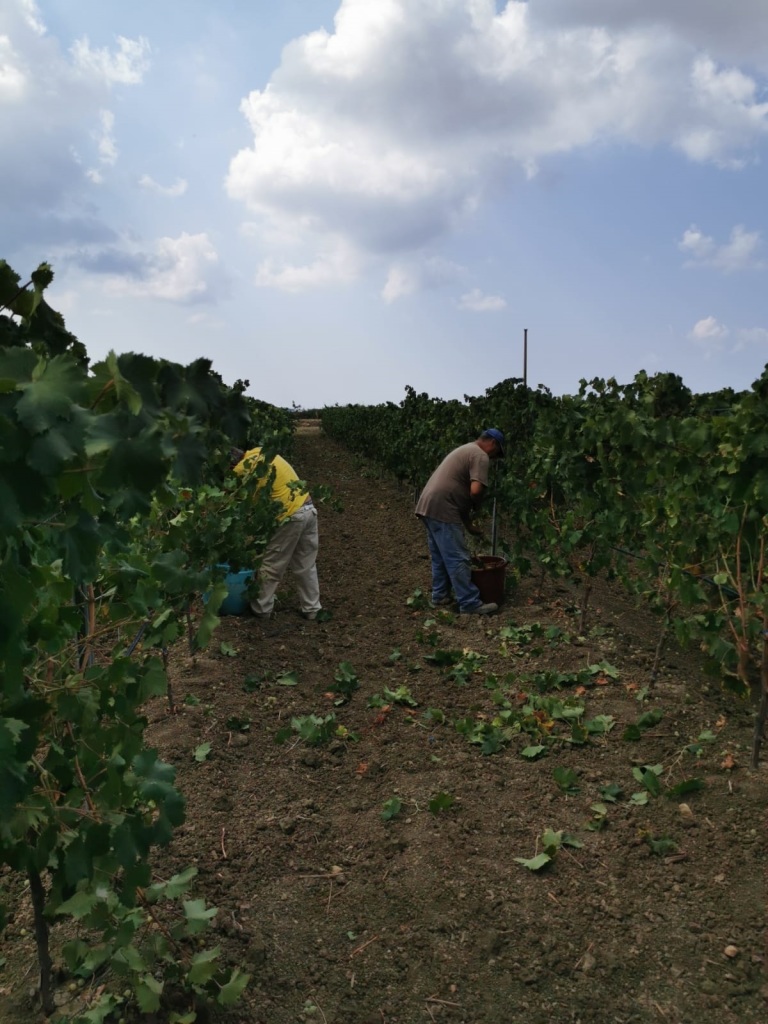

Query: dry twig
<box><xmin>349</xmin><ymin>934</ymin><xmax>379</xmax><ymax>958</ymax></box>
<box><xmin>573</xmin><ymin>941</ymin><xmax>595</xmax><ymax>970</ymax></box>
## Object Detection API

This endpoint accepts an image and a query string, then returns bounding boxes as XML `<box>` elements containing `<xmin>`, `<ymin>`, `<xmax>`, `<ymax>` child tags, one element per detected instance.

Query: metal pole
<box><xmin>523</xmin><ymin>327</ymin><xmax>528</xmax><ymax>388</ymax></box>
<box><xmin>490</xmin><ymin>460</ymin><xmax>498</xmax><ymax>556</ymax></box>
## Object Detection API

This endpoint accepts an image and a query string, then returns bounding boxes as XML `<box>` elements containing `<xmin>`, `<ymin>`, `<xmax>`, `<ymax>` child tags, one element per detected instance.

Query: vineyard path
<box><xmin>2</xmin><ymin>425</ymin><xmax>766</xmax><ymax>1024</ymax></box>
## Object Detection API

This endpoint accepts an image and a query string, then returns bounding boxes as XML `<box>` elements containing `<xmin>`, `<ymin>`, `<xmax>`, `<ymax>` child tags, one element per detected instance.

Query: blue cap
<box><xmin>482</xmin><ymin>428</ymin><xmax>505</xmax><ymax>456</ymax></box>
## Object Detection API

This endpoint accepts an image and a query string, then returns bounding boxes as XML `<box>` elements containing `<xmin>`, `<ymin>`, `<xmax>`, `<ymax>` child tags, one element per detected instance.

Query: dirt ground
<box><xmin>1</xmin><ymin>428</ymin><xmax>767</xmax><ymax>1024</ymax></box>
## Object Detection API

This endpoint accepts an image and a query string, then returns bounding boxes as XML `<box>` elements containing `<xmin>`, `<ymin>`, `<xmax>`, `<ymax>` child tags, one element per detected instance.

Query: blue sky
<box><xmin>2</xmin><ymin>0</ymin><xmax>767</xmax><ymax>407</ymax></box>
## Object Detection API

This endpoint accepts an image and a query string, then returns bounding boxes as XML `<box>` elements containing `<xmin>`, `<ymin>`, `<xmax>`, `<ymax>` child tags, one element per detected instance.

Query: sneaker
<box><xmin>461</xmin><ymin>602</ymin><xmax>498</xmax><ymax>616</ymax></box>
<box><xmin>250</xmin><ymin>603</ymin><xmax>272</xmax><ymax>620</ymax></box>
<box><xmin>429</xmin><ymin>596</ymin><xmax>453</xmax><ymax>608</ymax></box>
<box><xmin>300</xmin><ymin>610</ymin><xmax>319</xmax><ymax>621</ymax></box>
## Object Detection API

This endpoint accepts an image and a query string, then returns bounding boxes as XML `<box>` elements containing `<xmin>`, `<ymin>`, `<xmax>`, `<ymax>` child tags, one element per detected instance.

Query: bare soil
<box><xmin>2</xmin><ymin>428</ymin><xmax>766</xmax><ymax>1024</ymax></box>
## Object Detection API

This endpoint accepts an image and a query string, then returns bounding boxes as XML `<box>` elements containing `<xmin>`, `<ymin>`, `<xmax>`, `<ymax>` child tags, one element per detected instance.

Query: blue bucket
<box><xmin>204</xmin><ymin>565</ymin><xmax>255</xmax><ymax>616</ymax></box>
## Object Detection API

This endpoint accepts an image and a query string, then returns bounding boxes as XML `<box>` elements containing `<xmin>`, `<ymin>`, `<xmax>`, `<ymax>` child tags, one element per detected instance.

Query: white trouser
<box><xmin>251</xmin><ymin>504</ymin><xmax>321</xmax><ymax>615</ymax></box>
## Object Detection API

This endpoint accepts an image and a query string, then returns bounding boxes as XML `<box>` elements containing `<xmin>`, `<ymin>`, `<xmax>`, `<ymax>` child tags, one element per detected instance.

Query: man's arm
<box><xmin>462</xmin><ymin>480</ymin><xmax>486</xmax><ymax>535</ymax></box>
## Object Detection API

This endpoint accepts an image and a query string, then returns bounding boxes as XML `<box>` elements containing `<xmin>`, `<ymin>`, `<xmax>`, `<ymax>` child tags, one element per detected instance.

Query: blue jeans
<box><xmin>420</xmin><ymin>516</ymin><xmax>482</xmax><ymax>612</ymax></box>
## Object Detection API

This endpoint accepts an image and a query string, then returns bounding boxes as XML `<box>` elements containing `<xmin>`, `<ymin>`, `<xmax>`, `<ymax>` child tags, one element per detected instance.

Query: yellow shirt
<box><xmin>233</xmin><ymin>447</ymin><xmax>308</xmax><ymax>522</ymax></box>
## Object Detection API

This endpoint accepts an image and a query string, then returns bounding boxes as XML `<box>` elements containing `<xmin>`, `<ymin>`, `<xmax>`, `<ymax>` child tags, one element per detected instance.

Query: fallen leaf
<box><xmin>715</xmin><ymin>714</ymin><xmax>727</xmax><ymax>730</ymax></box>
<box><xmin>356</xmin><ymin>762</ymin><xmax>369</xmax><ymax>776</ymax></box>
<box><xmin>720</xmin><ymin>753</ymin><xmax>737</xmax><ymax>770</ymax></box>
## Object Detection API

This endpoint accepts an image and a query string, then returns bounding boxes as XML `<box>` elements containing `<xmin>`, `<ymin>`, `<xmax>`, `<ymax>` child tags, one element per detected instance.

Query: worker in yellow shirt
<box><xmin>232</xmin><ymin>447</ymin><xmax>321</xmax><ymax>621</ymax></box>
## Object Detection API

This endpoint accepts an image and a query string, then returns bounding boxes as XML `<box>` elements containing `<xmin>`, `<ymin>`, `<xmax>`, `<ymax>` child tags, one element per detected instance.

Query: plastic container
<box><xmin>203</xmin><ymin>565</ymin><xmax>255</xmax><ymax>616</ymax></box>
<box><xmin>471</xmin><ymin>555</ymin><xmax>508</xmax><ymax>605</ymax></box>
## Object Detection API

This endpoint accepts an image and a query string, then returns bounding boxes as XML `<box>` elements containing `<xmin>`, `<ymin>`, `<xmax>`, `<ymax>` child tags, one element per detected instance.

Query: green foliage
<box><xmin>645</xmin><ymin>835</ymin><xmax>678</xmax><ymax>857</ymax></box>
<box><xmin>322</xmin><ymin>367</ymin><xmax>768</xmax><ymax>765</ymax></box>
<box><xmin>632</xmin><ymin>763</ymin><xmax>664</xmax><ymax>800</ymax></box>
<box><xmin>523</xmin><ymin>663</ymin><xmax>618</xmax><ymax>693</ymax></box>
<box><xmin>514</xmin><ymin>852</ymin><xmax>552</xmax><ymax>872</ymax></box>
<box><xmin>584</xmin><ymin>714</ymin><xmax>616</xmax><ymax>735</ymax></box>
<box><xmin>381</xmin><ymin>797</ymin><xmax>403</xmax><ymax>821</ymax></box>
<box><xmin>330</xmin><ymin>662</ymin><xmax>360</xmax><ymax>704</ymax></box>
<box><xmin>623</xmin><ymin>708</ymin><xmax>664</xmax><ymax>741</ymax></box>
<box><xmin>586</xmin><ymin>802</ymin><xmax>609</xmax><ymax>830</ymax></box>
<box><xmin>423</xmin><ymin>648</ymin><xmax>463</xmax><ymax>667</ymax></box>
<box><xmin>281</xmin><ymin>714</ymin><xmax>339</xmax><ymax>746</ymax></box>
<box><xmin>428</xmin><ymin>792</ymin><xmax>455</xmax><ymax>814</ymax></box>
<box><xmin>599</xmin><ymin>783</ymin><xmax>623</xmax><ymax>803</ymax></box>
<box><xmin>0</xmin><ymin>261</ymin><xmax>283</xmax><ymax>1017</ymax></box>
<box><xmin>277</xmin><ymin>670</ymin><xmax>299</xmax><ymax>686</ymax></box>
<box><xmin>422</xmin><ymin>707</ymin><xmax>446</xmax><ymax>725</ymax></box>
<box><xmin>521</xmin><ymin>744</ymin><xmax>547</xmax><ymax>760</ymax></box>
<box><xmin>553</xmin><ymin>766</ymin><xmax>580</xmax><ymax>795</ymax></box>
<box><xmin>454</xmin><ymin>686</ymin><xmax>588</xmax><ymax>757</ymax></box>
<box><xmin>226</xmin><ymin>715</ymin><xmax>251</xmax><ymax>732</ymax></box>
<box><xmin>383</xmin><ymin>685</ymin><xmax>418</xmax><ymax>707</ymax></box>
<box><xmin>666</xmin><ymin>777</ymin><xmax>706</xmax><ymax>799</ymax></box>
<box><xmin>447</xmin><ymin>649</ymin><xmax>487</xmax><ymax>685</ymax></box>
<box><xmin>515</xmin><ymin>828</ymin><xmax>582</xmax><ymax>871</ymax></box>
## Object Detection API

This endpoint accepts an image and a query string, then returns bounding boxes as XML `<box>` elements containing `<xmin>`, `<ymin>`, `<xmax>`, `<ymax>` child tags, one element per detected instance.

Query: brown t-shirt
<box><xmin>414</xmin><ymin>442</ymin><xmax>489</xmax><ymax>524</ymax></box>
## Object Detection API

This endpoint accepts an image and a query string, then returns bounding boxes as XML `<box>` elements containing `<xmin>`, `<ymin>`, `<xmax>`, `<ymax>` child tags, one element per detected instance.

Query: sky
<box><xmin>2</xmin><ymin>0</ymin><xmax>767</xmax><ymax>408</ymax></box>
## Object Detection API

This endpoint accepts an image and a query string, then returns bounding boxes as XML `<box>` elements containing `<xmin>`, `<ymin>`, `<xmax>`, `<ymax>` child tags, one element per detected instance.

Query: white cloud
<box><xmin>95</xmin><ymin>109</ymin><xmax>117</xmax><ymax>164</ymax></box>
<box><xmin>0</xmin><ymin>4</ymin><xmax>150</xmax><ymax>251</ymax></box>
<box><xmin>70</xmin><ymin>35</ymin><xmax>151</xmax><ymax>86</ymax></box>
<box><xmin>679</xmin><ymin>223</ymin><xmax>763</xmax><ymax>272</ymax></box>
<box><xmin>689</xmin><ymin>316</ymin><xmax>729</xmax><ymax>343</ymax></box>
<box><xmin>18</xmin><ymin>0</ymin><xmax>44</xmax><ymax>36</ymax></box>
<box><xmin>689</xmin><ymin>317</ymin><xmax>768</xmax><ymax>355</ymax></box>
<box><xmin>678</xmin><ymin>225</ymin><xmax>715</xmax><ymax>262</ymax></box>
<box><xmin>382</xmin><ymin>265</ymin><xmax>415</xmax><ymax>303</ymax></box>
<box><xmin>96</xmin><ymin>232</ymin><xmax>224</xmax><ymax>303</ymax></box>
<box><xmin>227</xmin><ymin>0</ymin><xmax>768</xmax><ymax>280</ymax></box>
<box><xmin>83</xmin><ymin>109</ymin><xmax>117</xmax><ymax>185</ymax></box>
<box><xmin>531</xmin><ymin>1</ymin><xmax>768</xmax><ymax>71</ymax></box>
<box><xmin>0</xmin><ymin>34</ymin><xmax>26</xmax><ymax>99</ymax></box>
<box><xmin>139</xmin><ymin>174</ymin><xmax>188</xmax><ymax>198</ymax></box>
<box><xmin>186</xmin><ymin>311</ymin><xmax>225</xmax><ymax>330</ymax></box>
<box><xmin>457</xmin><ymin>288</ymin><xmax>506</xmax><ymax>312</ymax></box>
<box><xmin>734</xmin><ymin>326</ymin><xmax>768</xmax><ymax>351</ymax></box>
<box><xmin>382</xmin><ymin>256</ymin><xmax>463</xmax><ymax>303</ymax></box>
<box><xmin>255</xmin><ymin>242</ymin><xmax>359</xmax><ymax>292</ymax></box>
<box><xmin>676</xmin><ymin>58</ymin><xmax>768</xmax><ymax>168</ymax></box>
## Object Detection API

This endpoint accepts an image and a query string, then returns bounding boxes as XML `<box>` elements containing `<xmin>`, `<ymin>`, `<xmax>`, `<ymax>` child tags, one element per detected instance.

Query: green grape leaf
<box><xmin>514</xmin><ymin>853</ymin><xmax>552</xmax><ymax>871</ymax></box>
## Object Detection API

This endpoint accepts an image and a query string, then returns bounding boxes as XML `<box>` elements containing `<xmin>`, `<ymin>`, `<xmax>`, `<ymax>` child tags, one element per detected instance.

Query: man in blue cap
<box><xmin>415</xmin><ymin>429</ymin><xmax>505</xmax><ymax>614</ymax></box>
